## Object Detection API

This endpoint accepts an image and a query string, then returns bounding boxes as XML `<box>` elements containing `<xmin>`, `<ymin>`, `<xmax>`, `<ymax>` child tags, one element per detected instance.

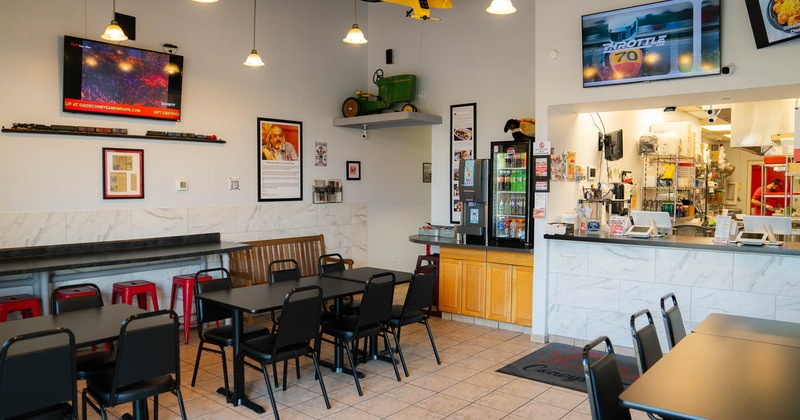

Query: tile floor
<box><xmin>79</xmin><ymin>316</ymin><xmax>651</xmax><ymax>420</ymax></box>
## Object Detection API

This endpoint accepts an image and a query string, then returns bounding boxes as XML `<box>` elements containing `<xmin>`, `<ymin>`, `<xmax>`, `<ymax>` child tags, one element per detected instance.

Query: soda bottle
<box><xmin>496</xmin><ymin>171</ymin><xmax>504</xmax><ymax>190</ymax></box>
<box><xmin>520</xmin><ymin>169</ymin><xmax>527</xmax><ymax>192</ymax></box>
<box><xmin>509</xmin><ymin>219</ymin><xmax>518</xmax><ymax>239</ymax></box>
<box><xmin>504</xmin><ymin>171</ymin><xmax>511</xmax><ymax>191</ymax></box>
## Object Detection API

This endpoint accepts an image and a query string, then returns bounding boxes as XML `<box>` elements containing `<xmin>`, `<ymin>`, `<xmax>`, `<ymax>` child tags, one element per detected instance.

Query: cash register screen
<box><xmin>629</xmin><ymin>226</ymin><xmax>651</xmax><ymax>234</ymax></box>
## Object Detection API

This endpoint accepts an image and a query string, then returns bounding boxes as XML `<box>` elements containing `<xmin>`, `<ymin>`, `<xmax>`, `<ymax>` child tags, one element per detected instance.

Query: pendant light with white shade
<box><xmin>244</xmin><ymin>0</ymin><xmax>265</xmax><ymax>66</ymax></box>
<box><xmin>343</xmin><ymin>0</ymin><xmax>367</xmax><ymax>44</ymax></box>
<box><xmin>101</xmin><ymin>0</ymin><xmax>128</xmax><ymax>41</ymax></box>
<box><xmin>486</xmin><ymin>0</ymin><xmax>517</xmax><ymax>15</ymax></box>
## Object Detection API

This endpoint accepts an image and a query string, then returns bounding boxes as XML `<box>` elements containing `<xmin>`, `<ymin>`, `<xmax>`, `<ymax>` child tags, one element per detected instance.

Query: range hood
<box><xmin>730</xmin><ymin>100</ymin><xmax>796</xmax><ymax>156</ymax></box>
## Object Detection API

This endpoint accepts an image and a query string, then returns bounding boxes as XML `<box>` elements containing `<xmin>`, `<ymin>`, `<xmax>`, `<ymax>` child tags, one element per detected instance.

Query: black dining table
<box><xmin>619</xmin><ymin>314</ymin><xmax>800</xmax><ymax>419</ymax></box>
<box><xmin>195</xmin><ymin>267</ymin><xmax>413</xmax><ymax>414</ymax></box>
<box><xmin>0</xmin><ymin>304</ymin><xmax>168</xmax><ymax>420</ymax></box>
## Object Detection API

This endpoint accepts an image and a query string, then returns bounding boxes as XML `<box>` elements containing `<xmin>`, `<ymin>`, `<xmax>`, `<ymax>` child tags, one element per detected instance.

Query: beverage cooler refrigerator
<box><xmin>490</xmin><ymin>139</ymin><xmax>533</xmax><ymax>248</ymax></box>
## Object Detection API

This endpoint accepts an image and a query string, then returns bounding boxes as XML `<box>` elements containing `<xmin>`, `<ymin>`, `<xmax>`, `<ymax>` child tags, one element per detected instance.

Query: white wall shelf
<box><xmin>333</xmin><ymin>111</ymin><xmax>442</xmax><ymax>129</ymax></box>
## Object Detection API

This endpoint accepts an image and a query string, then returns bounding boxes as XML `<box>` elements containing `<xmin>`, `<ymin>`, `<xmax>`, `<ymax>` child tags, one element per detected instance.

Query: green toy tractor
<box><xmin>341</xmin><ymin>69</ymin><xmax>418</xmax><ymax>117</ymax></box>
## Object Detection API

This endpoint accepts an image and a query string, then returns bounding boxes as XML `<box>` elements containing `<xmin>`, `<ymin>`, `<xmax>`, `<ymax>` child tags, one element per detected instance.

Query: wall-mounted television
<box><xmin>582</xmin><ymin>0</ymin><xmax>721</xmax><ymax>88</ymax></box>
<box><xmin>745</xmin><ymin>0</ymin><xmax>800</xmax><ymax>49</ymax></box>
<box><xmin>604</xmin><ymin>129</ymin><xmax>623</xmax><ymax>161</ymax></box>
<box><xmin>63</xmin><ymin>35</ymin><xmax>184</xmax><ymax>121</ymax></box>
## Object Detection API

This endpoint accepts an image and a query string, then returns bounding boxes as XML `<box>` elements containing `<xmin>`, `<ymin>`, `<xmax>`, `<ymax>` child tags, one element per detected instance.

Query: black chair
<box><xmin>268</xmin><ymin>258</ymin><xmax>302</xmax><ymax>332</ymax></box>
<box><xmin>239</xmin><ymin>286</ymin><xmax>331</xmax><ymax>420</ymax></box>
<box><xmin>660</xmin><ymin>293</ymin><xmax>687</xmax><ymax>349</ymax></box>
<box><xmin>51</xmin><ymin>283</ymin><xmax>116</xmax><ymax>380</ymax></box>
<box><xmin>582</xmin><ymin>336</ymin><xmax>632</xmax><ymax>420</ymax></box>
<box><xmin>267</xmin><ymin>259</ymin><xmax>303</xmax><ymax>387</ymax></box>
<box><xmin>388</xmin><ymin>267</ymin><xmax>441</xmax><ymax>377</ymax></box>
<box><xmin>318</xmin><ymin>253</ymin><xmax>360</xmax><ymax>314</ymax></box>
<box><xmin>82</xmin><ymin>310</ymin><xmax>187</xmax><ymax>420</ymax></box>
<box><xmin>0</xmin><ymin>328</ymin><xmax>77</xmax><ymax>420</ymax></box>
<box><xmin>630</xmin><ymin>309</ymin><xmax>663</xmax><ymax>375</ymax></box>
<box><xmin>320</xmin><ymin>272</ymin><xmax>402</xmax><ymax>396</ymax></box>
<box><xmin>318</xmin><ymin>253</ymin><xmax>348</xmax><ymax>275</ymax></box>
<box><xmin>190</xmin><ymin>268</ymin><xmax>270</xmax><ymax>401</ymax></box>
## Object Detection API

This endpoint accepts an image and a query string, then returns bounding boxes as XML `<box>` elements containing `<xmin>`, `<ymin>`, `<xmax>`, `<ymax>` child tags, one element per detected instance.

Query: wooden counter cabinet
<box><xmin>440</xmin><ymin>247</ymin><xmax>532</xmax><ymax>327</ymax></box>
<box><xmin>439</xmin><ymin>248</ymin><xmax>485</xmax><ymax>316</ymax></box>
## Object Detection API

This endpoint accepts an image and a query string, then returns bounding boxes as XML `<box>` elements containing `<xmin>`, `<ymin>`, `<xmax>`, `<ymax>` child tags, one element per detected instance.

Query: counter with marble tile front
<box><xmin>544</xmin><ymin>233</ymin><xmax>800</xmax><ymax>352</ymax></box>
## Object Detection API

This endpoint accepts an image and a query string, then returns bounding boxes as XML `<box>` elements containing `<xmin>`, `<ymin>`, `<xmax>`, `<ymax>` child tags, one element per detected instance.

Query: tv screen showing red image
<box><xmin>63</xmin><ymin>35</ymin><xmax>183</xmax><ymax>121</ymax></box>
<box><xmin>582</xmin><ymin>0</ymin><xmax>721</xmax><ymax>88</ymax></box>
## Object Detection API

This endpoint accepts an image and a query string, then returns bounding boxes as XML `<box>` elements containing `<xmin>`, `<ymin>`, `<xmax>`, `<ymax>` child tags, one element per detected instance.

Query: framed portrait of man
<box><xmin>257</xmin><ymin>117</ymin><xmax>303</xmax><ymax>201</ymax></box>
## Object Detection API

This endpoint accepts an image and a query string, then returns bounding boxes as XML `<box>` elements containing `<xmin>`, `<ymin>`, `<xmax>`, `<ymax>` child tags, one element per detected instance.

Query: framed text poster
<box><xmin>102</xmin><ymin>148</ymin><xmax>144</xmax><ymax>199</ymax></box>
<box><xmin>258</xmin><ymin>117</ymin><xmax>303</xmax><ymax>201</ymax></box>
<box><xmin>450</xmin><ymin>103</ymin><xmax>476</xmax><ymax>224</ymax></box>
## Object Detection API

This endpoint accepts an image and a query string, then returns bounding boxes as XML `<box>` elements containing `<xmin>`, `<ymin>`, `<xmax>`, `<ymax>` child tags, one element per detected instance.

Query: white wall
<box><xmin>0</xmin><ymin>0</ymin><xmax>429</xmax><ymax>271</ymax></box>
<box><xmin>365</xmin><ymin>2</ymin><xmax>536</xmax><ymax>227</ymax></box>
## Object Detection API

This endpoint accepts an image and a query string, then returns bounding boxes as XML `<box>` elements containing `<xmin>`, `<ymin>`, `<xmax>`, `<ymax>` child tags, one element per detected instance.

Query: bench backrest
<box><xmin>228</xmin><ymin>234</ymin><xmax>327</xmax><ymax>287</ymax></box>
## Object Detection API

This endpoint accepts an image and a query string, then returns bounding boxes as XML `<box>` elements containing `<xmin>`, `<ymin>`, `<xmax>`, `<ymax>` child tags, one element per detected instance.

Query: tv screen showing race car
<box><xmin>581</xmin><ymin>0</ymin><xmax>721</xmax><ymax>88</ymax></box>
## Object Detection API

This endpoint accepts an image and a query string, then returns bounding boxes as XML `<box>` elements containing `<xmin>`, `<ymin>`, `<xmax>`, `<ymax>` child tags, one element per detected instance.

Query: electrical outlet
<box><xmin>391</xmin><ymin>253</ymin><xmax>398</xmax><ymax>262</ymax></box>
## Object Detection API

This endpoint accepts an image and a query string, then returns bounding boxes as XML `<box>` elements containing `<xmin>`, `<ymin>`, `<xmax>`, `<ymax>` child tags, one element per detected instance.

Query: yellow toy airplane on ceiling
<box><xmin>365</xmin><ymin>0</ymin><xmax>453</xmax><ymax>21</ymax></box>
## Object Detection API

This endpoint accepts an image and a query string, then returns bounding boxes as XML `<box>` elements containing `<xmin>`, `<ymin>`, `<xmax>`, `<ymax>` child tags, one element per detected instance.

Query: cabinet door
<box><xmin>438</xmin><ymin>258</ymin><xmax>462</xmax><ymax>314</ymax></box>
<box><xmin>461</xmin><ymin>260</ymin><xmax>486</xmax><ymax>318</ymax></box>
<box><xmin>486</xmin><ymin>263</ymin><xmax>512</xmax><ymax>323</ymax></box>
<box><xmin>511</xmin><ymin>264</ymin><xmax>533</xmax><ymax>326</ymax></box>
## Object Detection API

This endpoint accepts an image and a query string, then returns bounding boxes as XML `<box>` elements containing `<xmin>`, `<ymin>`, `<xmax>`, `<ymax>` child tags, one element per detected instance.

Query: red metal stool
<box><xmin>0</xmin><ymin>294</ymin><xmax>42</xmax><ymax>322</ymax></box>
<box><xmin>169</xmin><ymin>274</ymin><xmax>213</xmax><ymax>344</ymax></box>
<box><xmin>111</xmin><ymin>280</ymin><xmax>159</xmax><ymax>311</ymax></box>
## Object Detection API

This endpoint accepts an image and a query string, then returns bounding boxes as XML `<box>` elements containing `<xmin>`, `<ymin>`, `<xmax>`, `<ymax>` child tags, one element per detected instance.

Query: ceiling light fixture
<box><xmin>192</xmin><ymin>0</ymin><xmax>219</xmax><ymax>3</ymax></box>
<box><xmin>101</xmin><ymin>0</ymin><xmax>128</xmax><ymax>42</ymax></box>
<box><xmin>343</xmin><ymin>0</ymin><xmax>367</xmax><ymax>44</ymax></box>
<box><xmin>701</xmin><ymin>124</ymin><xmax>731</xmax><ymax>132</ymax></box>
<box><xmin>243</xmin><ymin>0</ymin><xmax>265</xmax><ymax>67</ymax></box>
<box><xmin>486</xmin><ymin>0</ymin><xmax>517</xmax><ymax>15</ymax></box>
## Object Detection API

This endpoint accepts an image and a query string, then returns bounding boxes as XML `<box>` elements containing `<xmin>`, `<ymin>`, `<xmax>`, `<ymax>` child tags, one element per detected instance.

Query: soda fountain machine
<box><xmin>457</xmin><ymin>159</ymin><xmax>490</xmax><ymax>245</ymax></box>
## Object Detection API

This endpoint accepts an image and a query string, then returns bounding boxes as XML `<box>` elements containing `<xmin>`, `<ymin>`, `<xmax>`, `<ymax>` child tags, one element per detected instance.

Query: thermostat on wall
<box><xmin>176</xmin><ymin>179</ymin><xmax>188</xmax><ymax>191</ymax></box>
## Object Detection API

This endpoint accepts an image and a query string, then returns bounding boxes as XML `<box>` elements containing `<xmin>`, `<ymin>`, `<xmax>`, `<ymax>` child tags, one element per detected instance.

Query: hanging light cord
<box><xmin>112</xmin><ymin>0</ymin><xmax>116</xmax><ymax>17</ymax></box>
<box><xmin>252</xmin><ymin>0</ymin><xmax>257</xmax><ymax>50</ymax></box>
<box><xmin>354</xmin><ymin>0</ymin><xmax>358</xmax><ymax>24</ymax></box>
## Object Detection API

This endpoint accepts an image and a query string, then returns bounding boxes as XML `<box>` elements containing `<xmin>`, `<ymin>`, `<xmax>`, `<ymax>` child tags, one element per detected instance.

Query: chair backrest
<box><xmin>398</xmin><ymin>268</ymin><xmax>437</xmax><ymax>322</ymax></box>
<box><xmin>660</xmin><ymin>292</ymin><xmax>687</xmax><ymax>349</ymax></box>
<box><xmin>583</xmin><ymin>336</ymin><xmax>632</xmax><ymax>420</ymax></box>
<box><xmin>269</xmin><ymin>258</ymin><xmax>302</xmax><ymax>283</ymax></box>
<box><xmin>630</xmin><ymin>309</ymin><xmax>663</xmax><ymax>375</ymax></box>
<box><xmin>0</xmin><ymin>328</ymin><xmax>77</xmax><ymax>419</ymax></box>
<box><xmin>415</xmin><ymin>255</ymin><xmax>438</xmax><ymax>275</ymax></box>
<box><xmin>194</xmin><ymin>268</ymin><xmax>235</xmax><ymax>327</ymax></box>
<box><xmin>110</xmin><ymin>310</ymin><xmax>179</xmax><ymax>403</ymax></box>
<box><xmin>51</xmin><ymin>283</ymin><xmax>103</xmax><ymax>314</ymax></box>
<box><xmin>318</xmin><ymin>253</ymin><xmax>347</xmax><ymax>275</ymax></box>
<box><xmin>273</xmin><ymin>286</ymin><xmax>323</xmax><ymax>353</ymax></box>
<box><xmin>356</xmin><ymin>272</ymin><xmax>396</xmax><ymax>331</ymax></box>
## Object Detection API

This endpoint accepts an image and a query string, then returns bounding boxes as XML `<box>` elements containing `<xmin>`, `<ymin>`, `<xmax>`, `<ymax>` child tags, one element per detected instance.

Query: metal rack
<box><xmin>640</xmin><ymin>154</ymin><xmax>699</xmax><ymax>224</ymax></box>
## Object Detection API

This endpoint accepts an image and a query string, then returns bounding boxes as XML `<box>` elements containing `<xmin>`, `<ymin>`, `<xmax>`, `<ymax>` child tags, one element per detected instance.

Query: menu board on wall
<box><xmin>450</xmin><ymin>103</ymin><xmax>476</xmax><ymax>224</ymax></box>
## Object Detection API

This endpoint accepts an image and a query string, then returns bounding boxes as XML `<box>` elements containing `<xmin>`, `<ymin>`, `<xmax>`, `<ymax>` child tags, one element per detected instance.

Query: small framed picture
<box><xmin>102</xmin><ymin>148</ymin><xmax>144</xmax><ymax>199</ymax></box>
<box><xmin>587</xmin><ymin>166</ymin><xmax>597</xmax><ymax>181</ymax></box>
<box><xmin>346</xmin><ymin>161</ymin><xmax>361</xmax><ymax>180</ymax></box>
<box><xmin>422</xmin><ymin>162</ymin><xmax>431</xmax><ymax>183</ymax></box>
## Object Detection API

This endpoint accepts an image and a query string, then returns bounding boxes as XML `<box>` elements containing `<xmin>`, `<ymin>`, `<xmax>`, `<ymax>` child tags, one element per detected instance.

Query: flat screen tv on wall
<box><xmin>63</xmin><ymin>35</ymin><xmax>184</xmax><ymax>121</ymax></box>
<box><xmin>582</xmin><ymin>0</ymin><xmax>721</xmax><ymax>88</ymax></box>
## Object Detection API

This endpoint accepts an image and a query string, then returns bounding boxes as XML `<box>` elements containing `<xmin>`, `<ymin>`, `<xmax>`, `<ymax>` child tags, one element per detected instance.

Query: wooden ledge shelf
<box><xmin>1</xmin><ymin>127</ymin><xmax>226</xmax><ymax>144</ymax></box>
<box><xmin>333</xmin><ymin>111</ymin><xmax>442</xmax><ymax>129</ymax></box>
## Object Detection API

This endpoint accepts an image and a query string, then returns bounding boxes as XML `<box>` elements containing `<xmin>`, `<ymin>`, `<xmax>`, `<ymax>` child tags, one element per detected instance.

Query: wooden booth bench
<box><xmin>227</xmin><ymin>234</ymin><xmax>353</xmax><ymax>287</ymax></box>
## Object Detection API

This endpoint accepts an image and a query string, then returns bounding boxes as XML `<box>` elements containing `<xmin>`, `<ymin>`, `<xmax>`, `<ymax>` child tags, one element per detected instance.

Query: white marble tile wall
<box><xmin>0</xmin><ymin>202</ymin><xmax>367</xmax><ymax>263</ymax></box>
<box><xmin>546</xmin><ymin>239</ymin><xmax>800</xmax><ymax>352</ymax></box>
<box><xmin>0</xmin><ymin>202</ymin><xmax>368</xmax><ymax>302</ymax></box>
